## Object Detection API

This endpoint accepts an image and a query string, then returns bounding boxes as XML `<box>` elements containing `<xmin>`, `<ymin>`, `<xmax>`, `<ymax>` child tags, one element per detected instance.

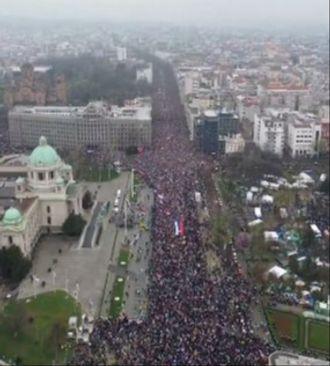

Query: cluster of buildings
<box><xmin>253</xmin><ymin>109</ymin><xmax>327</xmax><ymax>157</ymax></box>
<box><xmin>8</xmin><ymin>99</ymin><xmax>152</xmax><ymax>151</ymax></box>
<box><xmin>3</xmin><ymin>63</ymin><xmax>68</xmax><ymax>108</ymax></box>
<box><xmin>176</xmin><ymin>67</ymin><xmax>245</xmax><ymax>155</ymax></box>
<box><xmin>0</xmin><ymin>21</ymin><xmax>130</xmax><ymax>65</ymax></box>
<box><xmin>171</xmin><ymin>33</ymin><xmax>329</xmax><ymax>158</ymax></box>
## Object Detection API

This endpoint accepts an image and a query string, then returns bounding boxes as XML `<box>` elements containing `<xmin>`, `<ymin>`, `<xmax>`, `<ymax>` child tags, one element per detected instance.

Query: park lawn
<box><xmin>266</xmin><ymin>309</ymin><xmax>300</xmax><ymax>347</ymax></box>
<box><xmin>0</xmin><ymin>290</ymin><xmax>81</xmax><ymax>365</ymax></box>
<box><xmin>109</xmin><ymin>277</ymin><xmax>126</xmax><ymax>319</ymax></box>
<box><xmin>118</xmin><ymin>248</ymin><xmax>130</xmax><ymax>267</ymax></box>
<box><xmin>78</xmin><ymin>167</ymin><xmax>119</xmax><ymax>182</ymax></box>
<box><xmin>308</xmin><ymin>320</ymin><xmax>330</xmax><ymax>353</ymax></box>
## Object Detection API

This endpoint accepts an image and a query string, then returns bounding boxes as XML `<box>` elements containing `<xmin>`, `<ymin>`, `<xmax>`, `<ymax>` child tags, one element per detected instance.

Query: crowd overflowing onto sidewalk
<box><xmin>71</xmin><ymin>61</ymin><xmax>274</xmax><ymax>365</ymax></box>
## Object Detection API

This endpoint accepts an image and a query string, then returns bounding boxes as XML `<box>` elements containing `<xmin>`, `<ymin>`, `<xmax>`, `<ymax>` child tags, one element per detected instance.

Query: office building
<box><xmin>9</xmin><ymin>100</ymin><xmax>152</xmax><ymax>151</ymax></box>
<box><xmin>287</xmin><ymin>112</ymin><xmax>321</xmax><ymax>157</ymax></box>
<box><xmin>254</xmin><ymin>110</ymin><xmax>286</xmax><ymax>156</ymax></box>
<box><xmin>195</xmin><ymin>109</ymin><xmax>241</xmax><ymax>155</ymax></box>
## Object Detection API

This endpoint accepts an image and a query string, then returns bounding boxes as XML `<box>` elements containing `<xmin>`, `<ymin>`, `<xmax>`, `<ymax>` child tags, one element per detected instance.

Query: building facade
<box><xmin>287</xmin><ymin>114</ymin><xmax>321</xmax><ymax>157</ymax></box>
<box><xmin>258</xmin><ymin>83</ymin><xmax>311</xmax><ymax>111</ymax></box>
<box><xmin>254</xmin><ymin>110</ymin><xmax>286</xmax><ymax>156</ymax></box>
<box><xmin>136</xmin><ymin>63</ymin><xmax>153</xmax><ymax>84</ymax></box>
<box><xmin>4</xmin><ymin>63</ymin><xmax>67</xmax><ymax>108</ymax></box>
<box><xmin>0</xmin><ymin>136</ymin><xmax>81</xmax><ymax>257</ymax></box>
<box><xmin>9</xmin><ymin>100</ymin><xmax>152</xmax><ymax>151</ymax></box>
<box><xmin>195</xmin><ymin>109</ymin><xmax>240</xmax><ymax>155</ymax></box>
<box><xmin>254</xmin><ymin>110</ymin><xmax>322</xmax><ymax>158</ymax></box>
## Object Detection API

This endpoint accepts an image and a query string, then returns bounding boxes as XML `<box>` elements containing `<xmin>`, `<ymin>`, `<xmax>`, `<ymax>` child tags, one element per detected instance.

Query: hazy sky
<box><xmin>0</xmin><ymin>0</ymin><xmax>329</xmax><ymax>27</ymax></box>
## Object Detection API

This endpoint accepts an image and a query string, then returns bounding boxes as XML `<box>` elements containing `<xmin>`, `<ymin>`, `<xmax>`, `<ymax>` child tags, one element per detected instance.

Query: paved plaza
<box><xmin>18</xmin><ymin>173</ymin><xmax>130</xmax><ymax>314</ymax></box>
<box><xmin>18</xmin><ymin>171</ymin><xmax>154</xmax><ymax>319</ymax></box>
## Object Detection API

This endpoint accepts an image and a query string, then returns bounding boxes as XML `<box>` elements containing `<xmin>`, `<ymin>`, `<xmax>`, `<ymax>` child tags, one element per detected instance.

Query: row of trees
<box><xmin>43</xmin><ymin>55</ymin><xmax>151</xmax><ymax>106</ymax></box>
<box><xmin>225</xmin><ymin>144</ymin><xmax>283</xmax><ymax>182</ymax></box>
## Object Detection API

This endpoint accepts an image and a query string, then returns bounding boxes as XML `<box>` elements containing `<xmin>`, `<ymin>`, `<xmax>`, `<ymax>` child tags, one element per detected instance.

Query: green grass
<box><xmin>78</xmin><ymin>167</ymin><xmax>119</xmax><ymax>182</ymax></box>
<box><xmin>118</xmin><ymin>249</ymin><xmax>130</xmax><ymax>267</ymax></box>
<box><xmin>0</xmin><ymin>85</ymin><xmax>4</xmax><ymax>104</ymax></box>
<box><xmin>266</xmin><ymin>309</ymin><xmax>300</xmax><ymax>347</ymax></box>
<box><xmin>266</xmin><ymin>307</ymin><xmax>330</xmax><ymax>356</ymax></box>
<box><xmin>307</xmin><ymin>320</ymin><xmax>330</xmax><ymax>353</ymax></box>
<box><xmin>0</xmin><ymin>290</ymin><xmax>81</xmax><ymax>365</ymax></box>
<box><xmin>109</xmin><ymin>276</ymin><xmax>126</xmax><ymax>319</ymax></box>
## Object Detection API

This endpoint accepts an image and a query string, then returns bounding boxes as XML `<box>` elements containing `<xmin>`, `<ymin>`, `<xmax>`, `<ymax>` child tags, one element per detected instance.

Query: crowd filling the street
<box><xmin>71</xmin><ymin>60</ymin><xmax>275</xmax><ymax>365</ymax></box>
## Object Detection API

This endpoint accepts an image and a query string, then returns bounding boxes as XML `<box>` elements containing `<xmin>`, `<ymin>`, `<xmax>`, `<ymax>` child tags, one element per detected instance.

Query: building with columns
<box><xmin>0</xmin><ymin>136</ymin><xmax>82</xmax><ymax>256</ymax></box>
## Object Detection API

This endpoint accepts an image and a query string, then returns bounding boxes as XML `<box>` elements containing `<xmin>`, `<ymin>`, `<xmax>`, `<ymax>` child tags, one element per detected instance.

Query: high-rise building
<box><xmin>287</xmin><ymin>113</ymin><xmax>321</xmax><ymax>157</ymax></box>
<box><xmin>195</xmin><ymin>109</ymin><xmax>240</xmax><ymax>155</ymax></box>
<box><xmin>116</xmin><ymin>47</ymin><xmax>127</xmax><ymax>62</ymax></box>
<box><xmin>136</xmin><ymin>63</ymin><xmax>153</xmax><ymax>84</ymax></box>
<box><xmin>253</xmin><ymin>110</ymin><xmax>286</xmax><ymax>156</ymax></box>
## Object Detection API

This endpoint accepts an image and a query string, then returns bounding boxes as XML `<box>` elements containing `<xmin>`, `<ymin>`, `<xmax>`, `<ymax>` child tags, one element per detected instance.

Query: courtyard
<box><xmin>17</xmin><ymin>171</ymin><xmax>154</xmax><ymax>322</ymax></box>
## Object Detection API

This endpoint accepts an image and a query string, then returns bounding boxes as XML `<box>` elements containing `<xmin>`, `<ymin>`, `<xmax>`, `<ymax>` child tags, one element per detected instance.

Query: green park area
<box><xmin>266</xmin><ymin>308</ymin><xmax>301</xmax><ymax>348</ymax></box>
<box><xmin>109</xmin><ymin>276</ymin><xmax>126</xmax><ymax>319</ymax></box>
<box><xmin>78</xmin><ymin>167</ymin><xmax>119</xmax><ymax>182</ymax></box>
<box><xmin>307</xmin><ymin>320</ymin><xmax>330</xmax><ymax>354</ymax></box>
<box><xmin>108</xmin><ymin>249</ymin><xmax>131</xmax><ymax>319</ymax></box>
<box><xmin>118</xmin><ymin>248</ymin><xmax>130</xmax><ymax>266</ymax></box>
<box><xmin>266</xmin><ymin>307</ymin><xmax>330</xmax><ymax>356</ymax></box>
<box><xmin>0</xmin><ymin>290</ymin><xmax>81</xmax><ymax>365</ymax></box>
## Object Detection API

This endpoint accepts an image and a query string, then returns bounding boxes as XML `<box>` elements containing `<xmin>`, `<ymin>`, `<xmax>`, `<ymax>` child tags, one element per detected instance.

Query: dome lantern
<box><xmin>29</xmin><ymin>136</ymin><xmax>61</xmax><ymax>167</ymax></box>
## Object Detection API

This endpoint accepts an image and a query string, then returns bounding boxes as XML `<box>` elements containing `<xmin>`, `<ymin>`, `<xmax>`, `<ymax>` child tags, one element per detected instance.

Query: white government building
<box><xmin>9</xmin><ymin>100</ymin><xmax>152</xmax><ymax>151</ymax></box>
<box><xmin>0</xmin><ymin>136</ymin><xmax>82</xmax><ymax>256</ymax></box>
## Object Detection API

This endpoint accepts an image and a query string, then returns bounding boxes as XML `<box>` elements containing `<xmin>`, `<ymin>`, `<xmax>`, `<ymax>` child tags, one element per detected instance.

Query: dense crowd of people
<box><xmin>71</xmin><ymin>60</ymin><xmax>274</xmax><ymax>365</ymax></box>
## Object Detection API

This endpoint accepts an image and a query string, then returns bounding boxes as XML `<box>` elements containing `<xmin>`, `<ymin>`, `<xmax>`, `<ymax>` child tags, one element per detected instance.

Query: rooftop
<box><xmin>10</xmin><ymin>100</ymin><xmax>152</xmax><ymax>121</ymax></box>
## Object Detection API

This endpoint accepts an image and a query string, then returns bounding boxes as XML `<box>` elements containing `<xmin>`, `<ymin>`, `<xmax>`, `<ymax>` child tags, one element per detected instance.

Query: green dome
<box><xmin>29</xmin><ymin>136</ymin><xmax>60</xmax><ymax>167</ymax></box>
<box><xmin>2</xmin><ymin>207</ymin><xmax>23</xmax><ymax>225</ymax></box>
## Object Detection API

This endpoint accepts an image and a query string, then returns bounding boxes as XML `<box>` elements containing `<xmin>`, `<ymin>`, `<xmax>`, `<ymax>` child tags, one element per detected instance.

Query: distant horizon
<box><xmin>0</xmin><ymin>14</ymin><xmax>328</xmax><ymax>35</ymax></box>
<box><xmin>0</xmin><ymin>0</ymin><xmax>328</xmax><ymax>29</ymax></box>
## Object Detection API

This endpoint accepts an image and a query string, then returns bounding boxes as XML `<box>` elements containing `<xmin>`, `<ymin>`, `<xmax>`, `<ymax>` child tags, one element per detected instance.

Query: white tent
<box><xmin>260</xmin><ymin>180</ymin><xmax>270</xmax><ymax>188</ymax></box>
<box><xmin>280</xmin><ymin>207</ymin><xmax>288</xmax><ymax>218</ymax></box>
<box><xmin>246</xmin><ymin>191</ymin><xmax>253</xmax><ymax>202</ymax></box>
<box><xmin>254</xmin><ymin>207</ymin><xmax>262</xmax><ymax>218</ymax></box>
<box><xmin>267</xmin><ymin>265</ymin><xmax>287</xmax><ymax>279</ymax></box>
<box><xmin>195</xmin><ymin>191</ymin><xmax>202</xmax><ymax>203</ymax></box>
<box><xmin>299</xmin><ymin>172</ymin><xmax>315</xmax><ymax>184</ymax></box>
<box><xmin>264</xmin><ymin>231</ymin><xmax>279</xmax><ymax>242</ymax></box>
<box><xmin>250</xmin><ymin>186</ymin><xmax>259</xmax><ymax>193</ymax></box>
<box><xmin>320</xmin><ymin>173</ymin><xmax>327</xmax><ymax>182</ymax></box>
<box><xmin>269</xmin><ymin>183</ymin><xmax>280</xmax><ymax>190</ymax></box>
<box><xmin>248</xmin><ymin>219</ymin><xmax>263</xmax><ymax>227</ymax></box>
<box><xmin>295</xmin><ymin>280</ymin><xmax>306</xmax><ymax>287</ymax></box>
<box><xmin>310</xmin><ymin>224</ymin><xmax>322</xmax><ymax>238</ymax></box>
<box><xmin>261</xmin><ymin>195</ymin><xmax>274</xmax><ymax>204</ymax></box>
